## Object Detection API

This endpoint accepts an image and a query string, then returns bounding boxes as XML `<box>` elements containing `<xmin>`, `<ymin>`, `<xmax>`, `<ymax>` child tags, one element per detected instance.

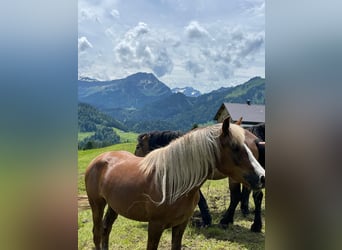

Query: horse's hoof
<box><xmin>202</xmin><ymin>220</ymin><xmax>211</xmax><ymax>228</ymax></box>
<box><xmin>191</xmin><ymin>219</ymin><xmax>203</xmax><ymax>228</ymax></box>
<box><xmin>201</xmin><ymin>222</ymin><xmax>211</xmax><ymax>228</ymax></box>
<box><xmin>250</xmin><ymin>223</ymin><xmax>262</xmax><ymax>232</ymax></box>
<box><xmin>241</xmin><ymin>208</ymin><xmax>250</xmax><ymax>216</ymax></box>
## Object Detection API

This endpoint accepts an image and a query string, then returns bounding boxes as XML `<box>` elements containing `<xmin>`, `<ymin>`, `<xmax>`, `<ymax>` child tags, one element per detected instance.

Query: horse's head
<box><xmin>251</xmin><ymin>138</ymin><xmax>265</xmax><ymax>168</ymax></box>
<box><xmin>218</xmin><ymin>117</ymin><xmax>265</xmax><ymax>190</ymax></box>
<box><xmin>244</xmin><ymin>128</ymin><xmax>266</xmax><ymax>168</ymax></box>
<box><xmin>134</xmin><ymin>134</ymin><xmax>151</xmax><ymax>157</ymax></box>
<box><xmin>237</xmin><ymin>117</ymin><xmax>265</xmax><ymax>168</ymax></box>
<box><xmin>135</xmin><ymin>131</ymin><xmax>184</xmax><ymax>157</ymax></box>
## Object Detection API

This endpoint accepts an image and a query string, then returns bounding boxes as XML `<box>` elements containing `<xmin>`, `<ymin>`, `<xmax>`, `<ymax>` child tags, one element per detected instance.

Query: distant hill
<box><xmin>127</xmin><ymin>77</ymin><xmax>265</xmax><ymax>131</ymax></box>
<box><xmin>172</xmin><ymin>87</ymin><xmax>201</xmax><ymax>97</ymax></box>
<box><xmin>78</xmin><ymin>72</ymin><xmax>172</xmax><ymax>110</ymax></box>
<box><xmin>78</xmin><ymin>73</ymin><xmax>265</xmax><ymax>132</ymax></box>
<box><xmin>221</xmin><ymin>76</ymin><xmax>265</xmax><ymax>103</ymax></box>
<box><xmin>78</xmin><ymin>103</ymin><xmax>127</xmax><ymax>132</ymax></box>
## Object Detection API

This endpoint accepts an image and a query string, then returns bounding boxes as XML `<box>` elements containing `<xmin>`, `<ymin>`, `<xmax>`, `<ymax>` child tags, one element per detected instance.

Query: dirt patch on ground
<box><xmin>78</xmin><ymin>195</ymin><xmax>90</xmax><ymax>211</ymax></box>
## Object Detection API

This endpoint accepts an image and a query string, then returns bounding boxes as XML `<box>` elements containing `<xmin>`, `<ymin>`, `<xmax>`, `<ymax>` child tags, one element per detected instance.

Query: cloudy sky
<box><xmin>78</xmin><ymin>0</ymin><xmax>264</xmax><ymax>93</ymax></box>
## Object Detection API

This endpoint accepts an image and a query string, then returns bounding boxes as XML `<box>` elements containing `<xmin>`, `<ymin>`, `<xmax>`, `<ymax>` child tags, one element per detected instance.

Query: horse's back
<box><xmin>85</xmin><ymin>150</ymin><xmax>135</xmax><ymax>176</ymax></box>
<box><xmin>85</xmin><ymin>151</ymin><xmax>140</xmax><ymax>196</ymax></box>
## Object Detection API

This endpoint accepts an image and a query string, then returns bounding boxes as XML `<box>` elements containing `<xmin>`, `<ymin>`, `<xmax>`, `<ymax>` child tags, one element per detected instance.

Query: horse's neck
<box><xmin>208</xmin><ymin>168</ymin><xmax>227</xmax><ymax>180</ymax></box>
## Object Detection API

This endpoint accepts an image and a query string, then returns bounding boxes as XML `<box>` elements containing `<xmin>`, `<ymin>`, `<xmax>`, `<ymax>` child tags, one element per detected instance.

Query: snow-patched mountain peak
<box><xmin>171</xmin><ymin>87</ymin><xmax>201</xmax><ymax>97</ymax></box>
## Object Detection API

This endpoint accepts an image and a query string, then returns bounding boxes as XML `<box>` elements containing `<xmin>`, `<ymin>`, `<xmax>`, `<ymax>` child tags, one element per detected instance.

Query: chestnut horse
<box><xmin>135</xmin><ymin>121</ymin><xmax>265</xmax><ymax>231</ymax></box>
<box><xmin>85</xmin><ymin>118</ymin><xmax>265</xmax><ymax>250</ymax></box>
<box><xmin>135</xmin><ymin>131</ymin><xmax>214</xmax><ymax>226</ymax></box>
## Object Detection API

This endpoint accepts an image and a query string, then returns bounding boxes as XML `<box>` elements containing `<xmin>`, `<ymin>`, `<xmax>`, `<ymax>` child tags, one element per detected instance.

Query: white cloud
<box><xmin>150</xmin><ymin>49</ymin><xmax>174</xmax><ymax>77</ymax></box>
<box><xmin>184</xmin><ymin>21</ymin><xmax>210</xmax><ymax>40</ymax></box>
<box><xmin>78</xmin><ymin>0</ymin><xmax>122</xmax><ymax>24</ymax></box>
<box><xmin>114</xmin><ymin>22</ymin><xmax>150</xmax><ymax>65</ymax></box>
<box><xmin>125</xmin><ymin>22</ymin><xmax>149</xmax><ymax>39</ymax></box>
<box><xmin>110</xmin><ymin>9</ymin><xmax>120</xmax><ymax>19</ymax></box>
<box><xmin>78</xmin><ymin>0</ymin><xmax>265</xmax><ymax>93</ymax></box>
<box><xmin>79</xmin><ymin>8</ymin><xmax>96</xmax><ymax>22</ymax></box>
<box><xmin>185</xmin><ymin>60</ymin><xmax>204</xmax><ymax>77</ymax></box>
<box><xmin>114</xmin><ymin>22</ymin><xmax>174</xmax><ymax>77</ymax></box>
<box><xmin>238</xmin><ymin>33</ymin><xmax>264</xmax><ymax>57</ymax></box>
<box><xmin>241</xmin><ymin>0</ymin><xmax>265</xmax><ymax>18</ymax></box>
<box><xmin>115</xmin><ymin>42</ymin><xmax>134</xmax><ymax>63</ymax></box>
<box><xmin>78</xmin><ymin>36</ymin><xmax>93</xmax><ymax>52</ymax></box>
<box><xmin>178</xmin><ymin>23</ymin><xmax>264</xmax><ymax>85</ymax></box>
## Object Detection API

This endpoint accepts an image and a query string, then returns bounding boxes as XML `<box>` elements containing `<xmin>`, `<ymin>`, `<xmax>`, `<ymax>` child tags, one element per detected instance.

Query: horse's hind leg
<box><xmin>88</xmin><ymin>197</ymin><xmax>106</xmax><ymax>250</ymax></box>
<box><xmin>102</xmin><ymin>206</ymin><xmax>118</xmax><ymax>250</ymax></box>
<box><xmin>171</xmin><ymin>220</ymin><xmax>188</xmax><ymax>250</ymax></box>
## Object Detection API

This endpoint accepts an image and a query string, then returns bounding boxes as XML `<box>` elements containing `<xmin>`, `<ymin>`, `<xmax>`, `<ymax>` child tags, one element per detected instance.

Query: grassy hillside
<box><xmin>78</xmin><ymin>129</ymin><xmax>138</xmax><ymax>144</ymax></box>
<box><xmin>78</xmin><ymin>143</ymin><xmax>265</xmax><ymax>249</ymax></box>
<box><xmin>78</xmin><ymin>102</ymin><xmax>127</xmax><ymax>132</ymax></box>
<box><xmin>78</xmin><ymin>132</ymin><xmax>94</xmax><ymax>142</ymax></box>
<box><xmin>113</xmin><ymin>128</ymin><xmax>139</xmax><ymax>143</ymax></box>
<box><xmin>223</xmin><ymin>77</ymin><xmax>265</xmax><ymax>103</ymax></box>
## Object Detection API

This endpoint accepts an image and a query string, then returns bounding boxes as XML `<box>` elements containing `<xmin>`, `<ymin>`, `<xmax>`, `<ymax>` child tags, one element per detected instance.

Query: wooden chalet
<box><xmin>213</xmin><ymin>100</ymin><xmax>265</xmax><ymax>127</ymax></box>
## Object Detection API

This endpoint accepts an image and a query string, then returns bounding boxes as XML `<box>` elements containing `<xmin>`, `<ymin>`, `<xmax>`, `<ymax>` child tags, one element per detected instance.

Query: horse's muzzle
<box><xmin>245</xmin><ymin>174</ymin><xmax>265</xmax><ymax>190</ymax></box>
<box><xmin>260</xmin><ymin>175</ymin><xmax>265</xmax><ymax>189</ymax></box>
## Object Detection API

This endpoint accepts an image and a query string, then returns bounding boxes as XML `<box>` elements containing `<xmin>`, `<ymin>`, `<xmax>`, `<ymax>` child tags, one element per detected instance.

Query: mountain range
<box><xmin>171</xmin><ymin>87</ymin><xmax>201</xmax><ymax>97</ymax></box>
<box><xmin>78</xmin><ymin>72</ymin><xmax>265</xmax><ymax>132</ymax></box>
<box><xmin>78</xmin><ymin>72</ymin><xmax>171</xmax><ymax>109</ymax></box>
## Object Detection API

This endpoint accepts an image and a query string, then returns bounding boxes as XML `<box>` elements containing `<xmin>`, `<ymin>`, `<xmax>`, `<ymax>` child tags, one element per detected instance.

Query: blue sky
<box><xmin>78</xmin><ymin>0</ymin><xmax>264</xmax><ymax>93</ymax></box>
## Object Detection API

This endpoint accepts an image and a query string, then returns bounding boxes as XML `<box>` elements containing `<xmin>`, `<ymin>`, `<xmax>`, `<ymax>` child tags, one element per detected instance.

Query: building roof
<box><xmin>214</xmin><ymin>102</ymin><xmax>265</xmax><ymax>123</ymax></box>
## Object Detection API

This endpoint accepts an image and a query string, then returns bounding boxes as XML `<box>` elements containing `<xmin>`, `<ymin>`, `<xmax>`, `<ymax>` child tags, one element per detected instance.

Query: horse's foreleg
<box><xmin>102</xmin><ymin>206</ymin><xmax>118</xmax><ymax>250</ymax></box>
<box><xmin>219</xmin><ymin>179</ymin><xmax>241</xmax><ymax>229</ymax></box>
<box><xmin>251</xmin><ymin>190</ymin><xmax>263</xmax><ymax>232</ymax></box>
<box><xmin>171</xmin><ymin>220</ymin><xmax>188</xmax><ymax>250</ymax></box>
<box><xmin>88</xmin><ymin>197</ymin><xmax>106</xmax><ymax>250</ymax></box>
<box><xmin>241</xmin><ymin>186</ymin><xmax>252</xmax><ymax>215</ymax></box>
<box><xmin>147</xmin><ymin>222</ymin><xmax>164</xmax><ymax>250</ymax></box>
<box><xmin>197</xmin><ymin>190</ymin><xmax>212</xmax><ymax>227</ymax></box>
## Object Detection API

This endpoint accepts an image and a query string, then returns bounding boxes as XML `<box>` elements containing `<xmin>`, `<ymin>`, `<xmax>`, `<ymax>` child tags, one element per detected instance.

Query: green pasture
<box><xmin>78</xmin><ymin>128</ymin><xmax>138</xmax><ymax>143</ymax></box>
<box><xmin>78</xmin><ymin>143</ymin><xmax>265</xmax><ymax>249</ymax></box>
<box><xmin>78</xmin><ymin>132</ymin><xmax>95</xmax><ymax>142</ymax></box>
<box><xmin>113</xmin><ymin>128</ymin><xmax>139</xmax><ymax>143</ymax></box>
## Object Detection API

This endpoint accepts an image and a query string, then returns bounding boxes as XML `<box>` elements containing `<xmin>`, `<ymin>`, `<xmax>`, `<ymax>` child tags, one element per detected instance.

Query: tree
<box><xmin>78</xmin><ymin>127</ymin><xmax>120</xmax><ymax>150</ymax></box>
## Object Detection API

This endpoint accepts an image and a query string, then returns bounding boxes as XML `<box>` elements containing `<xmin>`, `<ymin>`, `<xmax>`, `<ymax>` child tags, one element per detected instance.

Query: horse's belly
<box><xmin>111</xmin><ymin>201</ymin><xmax>150</xmax><ymax>222</ymax></box>
<box><xmin>105</xmin><ymin>189</ymin><xmax>198</xmax><ymax>225</ymax></box>
<box><xmin>103</xmin><ymin>183</ymin><xmax>153</xmax><ymax>222</ymax></box>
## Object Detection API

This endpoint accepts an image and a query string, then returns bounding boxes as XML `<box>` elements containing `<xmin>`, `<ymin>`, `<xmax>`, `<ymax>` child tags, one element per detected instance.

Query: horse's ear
<box><xmin>222</xmin><ymin>116</ymin><xmax>231</xmax><ymax>136</ymax></box>
<box><xmin>235</xmin><ymin>117</ymin><xmax>243</xmax><ymax>125</ymax></box>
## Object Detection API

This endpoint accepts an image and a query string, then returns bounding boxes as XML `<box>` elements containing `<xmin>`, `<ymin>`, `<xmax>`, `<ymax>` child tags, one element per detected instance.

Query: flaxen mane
<box><xmin>139</xmin><ymin>123</ymin><xmax>245</xmax><ymax>205</ymax></box>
